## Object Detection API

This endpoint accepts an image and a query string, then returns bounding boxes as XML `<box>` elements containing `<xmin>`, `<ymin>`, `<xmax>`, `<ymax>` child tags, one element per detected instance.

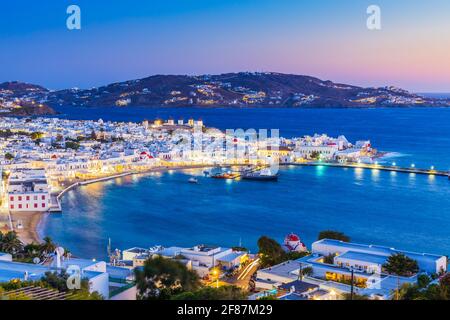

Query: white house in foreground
<box><xmin>122</xmin><ymin>244</ymin><xmax>248</xmax><ymax>277</ymax></box>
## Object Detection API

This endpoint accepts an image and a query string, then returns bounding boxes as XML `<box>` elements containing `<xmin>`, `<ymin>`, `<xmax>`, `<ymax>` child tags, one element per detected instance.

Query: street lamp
<box><xmin>212</xmin><ymin>268</ymin><xmax>219</xmax><ymax>288</ymax></box>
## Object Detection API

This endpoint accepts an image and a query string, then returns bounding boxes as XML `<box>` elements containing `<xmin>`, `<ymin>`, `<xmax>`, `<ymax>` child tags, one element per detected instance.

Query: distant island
<box><xmin>1</xmin><ymin>72</ymin><xmax>449</xmax><ymax>116</ymax></box>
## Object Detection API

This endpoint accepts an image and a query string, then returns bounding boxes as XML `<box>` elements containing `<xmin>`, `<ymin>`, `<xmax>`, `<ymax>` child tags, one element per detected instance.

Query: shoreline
<box><xmin>15</xmin><ymin>155</ymin><xmax>415</xmax><ymax>245</ymax></box>
<box><xmin>15</xmin><ymin>164</ymin><xmax>221</xmax><ymax>244</ymax></box>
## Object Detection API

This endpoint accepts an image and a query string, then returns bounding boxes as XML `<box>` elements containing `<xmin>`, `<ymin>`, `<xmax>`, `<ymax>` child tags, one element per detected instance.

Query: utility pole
<box><xmin>350</xmin><ymin>267</ymin><xmax>355</xmax><ymax>300</ymax></box>
<box><xmin>298</xmin><ymin>262</ymin><xmax>303</xmax><ymax>281</ymax></box>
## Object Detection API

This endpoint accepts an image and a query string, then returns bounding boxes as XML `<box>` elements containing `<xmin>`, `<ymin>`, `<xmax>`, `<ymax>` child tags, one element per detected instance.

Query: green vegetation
<box><xmin>135</xmin><ymin>255</ymin><xmax>200</xmax><ymax>300</ymax></box>
<box><xmin>257</xmin><ymin>236</ymin><xmax>309</xmax><ymax>268</ymax></box>
<box><xmin>300</xmin><ymin>266</ymin><xmax>314</xmax><ymax>277</ymax></box>
<box><xmin>383</xmin><ymin>253</ymin><xmax>419</xmax><ymax>277</ymax></box>
<box><xmin>310</xmin><ymin>151</ymin><xmax>320</xmax><ymax>160</ymax></box>
<box><xmin>30</xmin><ymin>132</ymin><xmax>44</xmax><ymax>140</ymax></box>
<box><xmin>258</xmin><ymin>295</ymin><xmax>278</xmax><ymax>300</ymax></box>
<box><xmin>0</xmin><ymin>232</ymin><xmax>61</xmax><ymax>263</ymax></box>
<box><xmin>323</xmin><ymin>253</ymin><xmax>335</xmax><ymax>265</ymax></box>
<box><xmin>0</xmin><ymin>231</ymin><xmax>23</xmax><ymax>256</ymax></box>
<box><xmin>65</xmin><ymin>141</ymin><xmax>80</xmax><ymax>150</ymax></box>
<box><xmin>398</xmin><ymin>274</ymin><xmax>450</xmax><ymax>300</ymax></box>
<box><xmin>4</xmin><ymin>152</ymin><xmax>14</xmax><ymax>161</ymax></box>
<box><xmin>171</xmin><ymin>286</ymin><xmax>246</xmax><ymax>300</ymax></box>
<box><xmin>0</xmin><ymin>271</ymin><xmax>102</xmax><ymax>300</ymax></box>
<box><xmin>318</xmin><ymin>230</ymin><xmax>350</xmax><ymax>242</ymax></box>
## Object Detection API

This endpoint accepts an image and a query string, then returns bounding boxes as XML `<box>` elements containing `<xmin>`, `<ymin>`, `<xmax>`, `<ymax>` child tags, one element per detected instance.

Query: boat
<box><xmin>211</xmin><ymin>172</ymin><xmax>240</xmax><ymax>180</ymax></box>
<box><xmin>188</xmin><ymin>177</ymin><xmax>199</xmax><ymax>184</ymax></box>
<box><xmin>241</xmin><ymin>168</ymin><xmax>279</xmax><ymax>181</ymax></box>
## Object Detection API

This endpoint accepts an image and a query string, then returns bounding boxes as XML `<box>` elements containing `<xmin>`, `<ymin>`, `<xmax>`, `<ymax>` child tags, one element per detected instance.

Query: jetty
<box><xmin>290</xmin><ymin>162</ymin><xmax>449</xmax><ymax>177</ymax></box>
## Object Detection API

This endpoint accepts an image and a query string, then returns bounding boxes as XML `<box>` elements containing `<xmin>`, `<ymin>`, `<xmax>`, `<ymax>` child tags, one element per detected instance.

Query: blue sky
<box><xmin>1</xmin><ymin>0</ymin><xmax>449</xmax><ymax>92</ymax></box>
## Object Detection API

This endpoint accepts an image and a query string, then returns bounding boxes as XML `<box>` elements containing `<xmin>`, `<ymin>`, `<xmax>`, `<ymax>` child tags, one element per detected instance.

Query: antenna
<box><xmin>107</xmin><ymin>238</ymin><xmax>111</xmax><ymax>257</ymax></box>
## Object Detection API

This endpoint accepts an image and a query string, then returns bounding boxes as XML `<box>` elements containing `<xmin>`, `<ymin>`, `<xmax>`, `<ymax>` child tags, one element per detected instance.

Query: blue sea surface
<box><xmin>42</xmin><ymin>107</ymin><xmax>450</xmax><ymax>259</ymax></box>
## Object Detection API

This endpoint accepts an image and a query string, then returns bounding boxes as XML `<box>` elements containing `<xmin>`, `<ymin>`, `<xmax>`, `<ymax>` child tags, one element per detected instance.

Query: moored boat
<box><xmin>242</xmin><ymin>168</ymin><xmax>278</xmax><ymax>181</ymax></box>
<box><xmin>188</xmin><ymin>177</ymin><xmax>199</xmax><ymax>184</ymax></box>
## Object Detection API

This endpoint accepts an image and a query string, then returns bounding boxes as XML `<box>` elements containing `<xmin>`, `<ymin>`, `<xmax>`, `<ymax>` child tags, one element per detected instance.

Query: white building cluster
<box><xmin>121</xmin><ymin>244</ymin><xmax>248</xmax><ymax>278</ymax></box>
<box><xmin>253</xmin><ymin>239</ymin><xmax>447</xmax><ymax>300</ymax></box>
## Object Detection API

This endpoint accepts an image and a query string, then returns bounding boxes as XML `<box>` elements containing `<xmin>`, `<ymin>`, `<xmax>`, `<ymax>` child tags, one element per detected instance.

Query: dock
<box><xmin>288</xmin><ymin>162</ymin><xmax>449</xmax><ymax>177</ymax></box>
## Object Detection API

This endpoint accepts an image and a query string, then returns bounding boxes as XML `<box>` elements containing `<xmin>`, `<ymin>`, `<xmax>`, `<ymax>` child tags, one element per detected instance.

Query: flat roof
<box><xmin>216</xmin><ymin>252</ymin><xmax>246</xmax><ymax>263</ymax></box>
<box><xmin>279</xmin><ymin>280</ymin><xmax>319</xmax><ymax>293</ymax></box>
<box><xmin>314</xmin><ymin>239</ymin><xmax>445</xmax><ymax>262</ymax></box>
<box><xmin>259</xmin><ymin>260</ymin><xmax>300</xmax><ymax>279</ymax></box>
<box><xmin>336</xmin><ymin>251</ymin><xmax>387</xmax><ymax>265</ymax></box>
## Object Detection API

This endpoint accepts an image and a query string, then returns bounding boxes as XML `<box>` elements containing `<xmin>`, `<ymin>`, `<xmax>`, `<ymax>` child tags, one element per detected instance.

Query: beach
<box><xmin>10</xmin><ymin>211</ymin><xmax>45</xmax><ymax>244</ymax></box>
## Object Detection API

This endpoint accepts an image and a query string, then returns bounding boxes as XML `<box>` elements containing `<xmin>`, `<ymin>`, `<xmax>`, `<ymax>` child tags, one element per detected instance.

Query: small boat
<box><xmin>188</xmin><ymin>177</ymin><xmax>199</xmax><ymax>184</ymax></box>
<box><xmin>211</xmin><ymin>172</ymin><xmax>240</xmax><ymax>180</ymax></box>
<box><xmin>242</xmin><ymin>169</ymin><xmax>279</xmax><ymax>181</ymax></box>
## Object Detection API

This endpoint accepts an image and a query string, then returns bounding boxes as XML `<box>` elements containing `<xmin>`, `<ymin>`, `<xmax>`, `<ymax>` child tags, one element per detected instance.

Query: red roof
<box><xmin>286</xmin><ymin>233</ymin><xmax>300</xmax><ymax>242</ymax></box>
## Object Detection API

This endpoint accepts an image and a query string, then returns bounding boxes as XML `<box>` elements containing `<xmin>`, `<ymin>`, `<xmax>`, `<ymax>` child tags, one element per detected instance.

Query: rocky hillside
<box><xmin>2</xmin><ymin>73</ymin><xmax>450</xmax><ymax>113</ymax></box>
<box><xmin>0</xmin><ymin>81</ymin><xmax>55</xmax><ymax>116</ymax></box>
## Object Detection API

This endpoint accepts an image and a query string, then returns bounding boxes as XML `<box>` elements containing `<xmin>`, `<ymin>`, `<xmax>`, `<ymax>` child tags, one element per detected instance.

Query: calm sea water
<box><xmin>42</xmin><ymin>107</ymin><xmax>450</xmax><ymax>259</ymax></box>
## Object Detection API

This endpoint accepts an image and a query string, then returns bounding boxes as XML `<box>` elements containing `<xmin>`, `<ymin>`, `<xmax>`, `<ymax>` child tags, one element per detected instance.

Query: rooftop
<box><xmin>336</xmin><ymin>251</ymin><xmax>388</xmax><ymax>265</ymax></box>
<box><xmin>314</xmin><ymin>239</ymin><xmax>445</xmax><ymax>262</ymax></box>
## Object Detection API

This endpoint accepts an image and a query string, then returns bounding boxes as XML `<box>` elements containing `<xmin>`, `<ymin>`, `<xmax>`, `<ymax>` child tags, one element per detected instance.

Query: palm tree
<box><xmin>0</xmin><ymin>231</ymin><xmax>23</xmax><ymax>256</ymax></box>
<box><xmin>40</xmin><ymin>237</ymin><xmax>56</xmax><ymax>256</ymax></box>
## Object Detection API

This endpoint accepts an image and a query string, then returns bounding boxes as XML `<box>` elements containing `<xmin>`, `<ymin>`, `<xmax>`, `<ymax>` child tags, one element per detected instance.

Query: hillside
<box><xmin>2</xmin><ymin>73</ymin><xmax>450</xmax><ymax>113</ymax></box>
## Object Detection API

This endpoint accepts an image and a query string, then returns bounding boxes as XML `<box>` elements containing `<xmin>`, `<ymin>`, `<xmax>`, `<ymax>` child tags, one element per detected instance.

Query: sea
<box><xmin>39</xmin><ymin>105</ymin><xmax>450</xmax><ymax>259</ymax></box>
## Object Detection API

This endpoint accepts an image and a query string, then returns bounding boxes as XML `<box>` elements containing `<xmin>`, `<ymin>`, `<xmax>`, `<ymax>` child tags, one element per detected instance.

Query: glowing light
<box><xmin>411</xmin><ymin>164</ymin><xmax>415</xmax><ymax>168</ymax></box>
<box><xmin>392</xmin><ymin>162</ymin><xmax>396</xmax><ymax>166</ymax></box>
<box><xmin>430</xmin><ymin>166</ymin><xmax>435</xmax><ymax>170</ymax></box>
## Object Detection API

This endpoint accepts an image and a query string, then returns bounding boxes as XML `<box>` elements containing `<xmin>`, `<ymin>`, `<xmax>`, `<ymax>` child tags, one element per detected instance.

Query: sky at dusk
<box><xmin>1</xmin><ymin>0</ymin><xmax>449</xmax><ymax>92</ymax></box>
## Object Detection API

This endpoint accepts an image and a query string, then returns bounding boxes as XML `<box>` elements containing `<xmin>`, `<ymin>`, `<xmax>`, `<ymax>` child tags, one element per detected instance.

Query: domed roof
<box><xmin>285</xmin><ymin>233</ymin><xmax>300</xmax><ymax>242</ymax></box>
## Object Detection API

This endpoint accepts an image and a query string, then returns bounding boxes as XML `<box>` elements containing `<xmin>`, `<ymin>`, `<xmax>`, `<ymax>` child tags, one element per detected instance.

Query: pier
<box><xmin>289</xmin><ymin>162</ymin><xmax>450</xmax><ymax>177</ymax></box>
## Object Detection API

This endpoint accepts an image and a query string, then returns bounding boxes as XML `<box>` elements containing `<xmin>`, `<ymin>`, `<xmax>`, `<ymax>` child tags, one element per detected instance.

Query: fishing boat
<box><xmin>188</xmin><ymin>177</ymin><xmax>199</xmax><ymax>184</ymax></box>
<box><xmin>242</xmin><ymin>168</ymin><xmax>279</xmax><ymax>181</ymax></box>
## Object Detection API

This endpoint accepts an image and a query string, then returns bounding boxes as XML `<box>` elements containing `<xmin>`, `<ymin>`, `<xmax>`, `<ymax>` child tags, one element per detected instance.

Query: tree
<box><xmin>318</xmin><ymin>230</ymin><xmax>350</xmax><ymax>242</ymax></box>
<box><xmin>171</xmin><ymin>286</ymin><xmax>246</xmax><ymax>300</ymax></box>
<box><xmin>417</xmin><ymin>274</ymin><xmax>431</xmax><ymax>289</ymax></box>
<box><xmin>257</xmin><ymin>236</ymin><xmax>286</xmax><ymax>268</ymax></box>
<box><xmin>30</xmin><ymin>132</ymin><xmax>44</xmax><ymax>140</ymax></box>
<box><xmin>301</xmin><ymin>266</ymin><xmax>314</xmax><ymax>277</ymax></box>
<box><xmin>4</xmin><ymin>152</ymin><xmax>14</xmax><ymax>161</ymax></box>
<box><xmin>323</xmin><ymin>253</ymin><xmax>335</xmax><ymax>265</ymax></box>
<box><xmin>40</xmin><ymin>236</ymin><xmax>56</xmax><ymax>255</ymax></box>
<box><xmin>135</xmin><ymin>256</ymin><xmax>200</xmax><ymax>300</ymax></box>
<box><xmin>0</xmin><ymin>231</ymin><xmax>23</xmax><ymax>256</ymax></box>
<box><xmin>383</xmin><ymin>253</ymin><xmax>419</xmax><ymax>277</ymax></box>
<box><xmin>310</xmin><ymin>151</ymin><xmax>320</xmax><ymax>160</ymax></box>
<box><xmin>65</xmin><ymin>141</ymin><xmax>80</xmax><ymax>150</ymax></box>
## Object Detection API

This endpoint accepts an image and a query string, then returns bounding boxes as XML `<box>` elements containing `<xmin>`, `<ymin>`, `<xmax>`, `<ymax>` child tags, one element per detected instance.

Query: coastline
<box><xmin>16</xmin><ymin>164</ymin><xmax>220</xmax><ymax>245</ymax></box>
<box><xmin>10</xmin><ymin>211</ymin><xmax>46</xmax><ymax>244</ymax></box>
